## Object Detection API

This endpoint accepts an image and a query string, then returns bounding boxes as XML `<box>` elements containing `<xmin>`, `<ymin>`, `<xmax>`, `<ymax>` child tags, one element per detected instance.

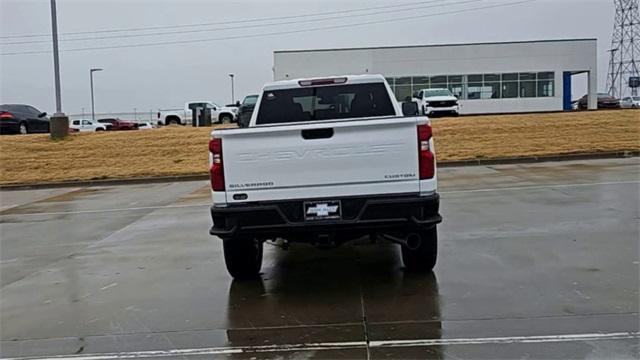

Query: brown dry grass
<box><xmin>433</xmin><ymin>109</ymin><xmax>639</xmax><ymax>161</ymax></box>
<box><xmin>0</xmin><ymin>111</ymin><xmax>638</xmax><ymax>185</ymax></box>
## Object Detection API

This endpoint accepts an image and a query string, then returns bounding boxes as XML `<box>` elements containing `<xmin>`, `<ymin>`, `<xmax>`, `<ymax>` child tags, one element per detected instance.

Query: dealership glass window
<box><xmin>385</xmin><ymin>77</ymin><xmax>395</xmax><ymax>90</ymax></box>
<box><xmin>412</xmin><ymin>76</ymin><xmax>429</xmax><ymax>87</ymax></box>
<box><xmin>467</xmin><ymin>74</ymin><xmax>483</xmax><ymax>100</ymax></box>
<box><xmin>395</xmin><ymin>77</ymin><xmax>411</xmax><ymax>85</ymax></box>
<box><xmin>394</xmin><ymin>85</ymin><xmax>413</xmax><ymax>101</ymax></box>
<box><xmin>386</xmin><ymin>71</ymin><xmax>554</xmax><ymax>101</ymax></box>
<box><xmin>501</xmin><ymin>73</ymin><xmax>518</xmax><ymax>98</ymax></box>
<box><xmin>447</xmin><ymin>75</ymin><xmax>464</xmax><ymax>98</ymax></box>
<box><xmin>412</xmin><ymin>76</ymin><xmax>430</xmax><ymax>97</ymax></box>
<box><xmin>484</xmin><ymin>74</ymin><xmax>501</xmax><ymax>99</ymax></box>
<box><xmin>429</xmin><ymin>75</ymin><xmax>447</xmax><ymax>88</ymax></box>
<box><xmin>537</xmin><ymin>72</ymin><xmax>554</xmax><ymax>97</ymax></box>
<box><xmin>519</xmin><ymin>72</ymin><xmax>537</xmax><ymax>97</ymax></box>
<box><xmin>392</xmin><ymin>77</ymin><xmax>410</xmax><ymax>100</ymax></box>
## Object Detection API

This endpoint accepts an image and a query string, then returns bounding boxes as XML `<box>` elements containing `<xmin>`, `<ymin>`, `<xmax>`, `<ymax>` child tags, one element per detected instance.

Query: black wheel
<box><xmin>220</xmin><ymin>114</ymin><xmax>232</xmax><ymax>124</ymax></box>
<box><xmin>223</xmin><ymin>237</ymin><xmax>263</xmax><ymax>279</ymax></box>
<box><xmin>167</xmin><ymin>117</ymin><xmax>179</xmax><ymax>125</ymax></box>
<box><xmin>95</xmin><ymin>128</ymin><xmax>104</xmax><ymax>132</ymax></box>
<box><xmin>19</xmin><ymin>122</ymin><xmax>28</xmax><ymax>135</ymax></box>
<box><xmin>401</xmin><ymin>227</ymin><xmax>437</xmax><ymax>272</ymax></box>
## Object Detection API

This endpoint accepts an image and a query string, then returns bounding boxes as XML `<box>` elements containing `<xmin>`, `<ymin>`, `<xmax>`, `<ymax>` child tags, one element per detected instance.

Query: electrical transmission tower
<box><xmin>606</xmin><ymin>0</ymin><xmax>640</xmax><ymax>98</ymax></box>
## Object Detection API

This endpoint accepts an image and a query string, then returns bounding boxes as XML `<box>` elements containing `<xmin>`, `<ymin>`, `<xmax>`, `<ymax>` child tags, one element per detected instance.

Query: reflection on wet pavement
<box><xmin>0</xmin><ymin>158</ymin><xmax>638</xmax><ymax>359</ymax></box>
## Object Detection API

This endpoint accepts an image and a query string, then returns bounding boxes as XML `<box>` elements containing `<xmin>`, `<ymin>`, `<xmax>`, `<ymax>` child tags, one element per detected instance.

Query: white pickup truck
<box><xmin>157</xmin><ymin>101</ymin><xmax>238</xmax><ymax>126</ymax></box>
<box><xmin>69</xmin><ymin>119</ymin><xmax>108</xmax><ymax>132</ymax></box>
<box><xmin>208</xmin><ymin>75</ymin><xmax>441</xmax><ymax>279</ymax></box>
<box><xmin>413</xmin><ymin>88</ymin><xmax>460</xmax><ymax>116</ymax></box>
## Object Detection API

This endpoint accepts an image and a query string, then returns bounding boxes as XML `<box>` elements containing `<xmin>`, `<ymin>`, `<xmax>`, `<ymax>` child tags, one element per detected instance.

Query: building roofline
<box><xmin>274</xmin><ymin>38</ymin><xmax>598</xmax><ymax>54</ymax></box>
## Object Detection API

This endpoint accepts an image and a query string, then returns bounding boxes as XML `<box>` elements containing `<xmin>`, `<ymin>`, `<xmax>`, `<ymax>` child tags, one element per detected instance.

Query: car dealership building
<box><xmin>273</xmin><ymin>39</ymin><xmax>598</xmax><ymax>114</ymax></box>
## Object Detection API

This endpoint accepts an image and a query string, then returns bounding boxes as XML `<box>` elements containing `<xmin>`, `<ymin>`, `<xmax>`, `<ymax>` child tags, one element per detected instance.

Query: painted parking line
<box><xmin>1</xmin><ymin>180</ymin><xmax>637</xmax><ymax>217</ymax></box>
<box><xmin>4</xmin><ymin>332</ymin><xmax>638</xmax><ymax>360</ymax></box>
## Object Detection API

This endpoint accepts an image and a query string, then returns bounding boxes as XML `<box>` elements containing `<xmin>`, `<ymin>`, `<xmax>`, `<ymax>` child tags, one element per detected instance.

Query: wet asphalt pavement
<box><xmin>0</xmin><ymin>158</ymin><xmax>638</xmax><ymax>359</ymax></box>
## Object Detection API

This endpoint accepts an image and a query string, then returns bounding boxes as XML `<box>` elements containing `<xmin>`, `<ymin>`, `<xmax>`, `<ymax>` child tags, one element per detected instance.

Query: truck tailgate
<box><xmin>217</xmin><ymin>117</ymin><xmax>421</xmax><ymax>203</ymax></box>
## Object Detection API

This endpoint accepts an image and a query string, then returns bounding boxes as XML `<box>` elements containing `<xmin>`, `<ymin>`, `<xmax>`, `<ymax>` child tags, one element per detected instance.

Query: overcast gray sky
<box><xmin>0</xmin><ymin>0</ymin><xmax>613</xmax><ymax>115</ymax></box>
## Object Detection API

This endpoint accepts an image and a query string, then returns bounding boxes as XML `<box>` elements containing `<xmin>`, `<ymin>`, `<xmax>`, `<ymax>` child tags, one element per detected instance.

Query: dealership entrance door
<box><xmin>563</xmin><ymin>70</ymin><xmax>597</xmax><ymax>111</ymax></box>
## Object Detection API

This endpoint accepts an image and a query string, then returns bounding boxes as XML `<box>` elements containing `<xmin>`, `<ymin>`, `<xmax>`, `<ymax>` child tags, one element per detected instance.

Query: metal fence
<box><xmin>67</xmin><ymin>110</ymin><xmax>159</xmax><ymax>123</ymax></box>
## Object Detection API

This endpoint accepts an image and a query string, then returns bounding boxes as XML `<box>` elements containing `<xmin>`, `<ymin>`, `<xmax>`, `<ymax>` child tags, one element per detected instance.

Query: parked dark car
<box><xmin>237</xmin><ymin>94</ymin><xmax>258</xmax><ymax>128</ymax></box>
<box><xmin>97</xmin><ymin>118</ymin><xmax>138</xmax><ymax>130</ymax></box>
<box><xmin>577</xmin><ymin>93</ymin><xmax>621</xmax><ymax>110</ymax></box>
<box><xmin>0</xmin><ymin>104</ymin><xmax>50</xmax><ymax>135</ymax></box>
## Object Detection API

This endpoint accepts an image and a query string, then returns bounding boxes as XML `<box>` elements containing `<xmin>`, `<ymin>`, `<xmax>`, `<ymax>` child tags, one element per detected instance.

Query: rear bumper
<box><xmin>0</xmin><ymin>121</ymin><xmax>19</xmax><ymax>134</ymax></box>
<box><xmin>599</xmin><ymin>102</ymin><xmax>620</xmax><ymax>109</ymax></box>
<box><xmin>210</xmin><ymin>193</ymin><xmax>441</xmax><ymax>239</ymax></box>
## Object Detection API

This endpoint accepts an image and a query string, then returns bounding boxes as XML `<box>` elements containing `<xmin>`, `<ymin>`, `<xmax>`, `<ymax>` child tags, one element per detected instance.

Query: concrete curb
<box><xmin>0</xmin><ymin>174</ymin><xmax>210</xmax><ymax>191</ymax></box>
<box><xmin>1</xmin><ymin>151</ymin><xmax>637</xmax><ymax>191</ymax></box>
<box><xmin>437</xmin><ymin>150</ymin><xmax>639</xmax><ymax>167</ymax></box>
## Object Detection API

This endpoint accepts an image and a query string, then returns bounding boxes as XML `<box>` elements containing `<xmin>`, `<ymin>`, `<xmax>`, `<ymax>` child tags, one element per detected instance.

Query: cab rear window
<box><xmin>256</xmin><ymin>83</ymin><xmax>395</xmax><ymax>125</ymax></box>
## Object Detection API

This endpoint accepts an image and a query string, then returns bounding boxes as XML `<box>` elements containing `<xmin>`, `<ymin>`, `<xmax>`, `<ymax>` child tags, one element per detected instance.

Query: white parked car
<box><xmin>137</xmin><ymin>122</ymin><xmax>154</xmax><ymax>130</ymax></box>
<box><xmin>69</xmin><ymin>119</ymin><xmax>108</xmax><ymax>132</ymax></box>
<box><xmin>208</xmin><ymin>75</ymin><xmax>441</xmax><ymax>279</ymax></box>
<box><xmin>157</xmin><ymin>101</ymin><xmax>238</xmax><ymax>126</ymax></box>
<box><xmin>620</xmin><ymin>96</ymin><xmax>640</xmax><ymax>109</ymax></box>
<box><xmin>414</xmin><ymin>88</ymin><xmax>460</xmax><ymax>116</ymax></box>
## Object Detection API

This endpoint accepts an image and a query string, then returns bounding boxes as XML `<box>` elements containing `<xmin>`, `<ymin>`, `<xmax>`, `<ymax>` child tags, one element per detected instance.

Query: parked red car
<box><xmin>97</xmin><ymin>118</ymin><xmax>138</xmax><ymax>130</ymax></box>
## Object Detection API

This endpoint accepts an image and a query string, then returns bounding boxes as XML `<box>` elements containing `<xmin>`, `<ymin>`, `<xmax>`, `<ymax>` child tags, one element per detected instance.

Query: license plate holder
<box><xmin>303</xmin><ymin>200</ymin><xmax>342</xmax><ymax>221</ymax></box>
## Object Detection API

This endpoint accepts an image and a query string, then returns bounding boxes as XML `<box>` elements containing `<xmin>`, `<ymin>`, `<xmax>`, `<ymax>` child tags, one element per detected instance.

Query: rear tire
<box><xmin>19</xmin><ymin>122</ymin><xmax>28</xmax><ymax>135</ymax></box>
<box><xmin>223</xmin><ymin>237</ymin><xmax>263</xmax><ymax>279</ymax></box>
<box><xmin>401</xmin><ymin>227</ymin><xmax>437</xmax><ymax>272</ymax></box>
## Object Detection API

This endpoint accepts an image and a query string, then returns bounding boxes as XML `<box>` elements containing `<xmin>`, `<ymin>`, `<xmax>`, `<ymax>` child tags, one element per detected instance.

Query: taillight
<box><xmin>157</xmin><ymin>112</ymin><xmax>160</xmax><ymax>119</ymax></box>
<box><xmin>209</xmin><ymin>138</ymin><xmax>225</xmax><ymax>191</ymax></box>
<box><xmin>0</xmin><ymin>111</ymin><xmax>14</xmax><ymax>119</ymax></box>
<box><xmin>417</xmin><ymin>124</ymin><xmax>435</xmax><ymax>179</ymax></box>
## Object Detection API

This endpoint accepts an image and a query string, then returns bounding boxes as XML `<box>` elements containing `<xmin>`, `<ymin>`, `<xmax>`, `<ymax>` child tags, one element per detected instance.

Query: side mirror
<box><xmin>454</xmin><ymin>95</ymin><xmax>459</xmax><ymax>99</ymax></box>
<box><xmin>213</xmin><ymin>107</ymin><xmax>217</xmax><ymax>111</ymax></box>
<box><xmin>38</xmin><ymin>112</ymin><xmax>47</xmax><ymax>118</ymax></box>
<box><xmin>235</xmin><ymin>101</ymin><xmax>241</xmax><ymax>107</ymax></box>
<box><xmin>402</xmin><ymin>101</ymin><xmax>419</xmax><ymax>116</ymax></box>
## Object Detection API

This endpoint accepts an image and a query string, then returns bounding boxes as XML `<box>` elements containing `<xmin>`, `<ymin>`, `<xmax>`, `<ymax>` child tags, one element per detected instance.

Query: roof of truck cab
<box><xmin>262</xmin><ymin>74</ymin><xmax>386</xmax><ymax>91</ymax></box>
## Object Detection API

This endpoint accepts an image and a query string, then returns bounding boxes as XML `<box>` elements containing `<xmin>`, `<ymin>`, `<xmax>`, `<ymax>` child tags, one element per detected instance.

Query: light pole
<box><xmin>49</xmin><ymin>0</ymin><xmax>68</xmax><ymax>139</ymax></box>
<box><xmin>229</xmin><ymin>73</ymin><xmax>235</xmax><ymax>104</ymax></box>
<box><xmin>90</xmin><ymin>68</ymin><xmax>103</xmax><ymax>122</ymax></box>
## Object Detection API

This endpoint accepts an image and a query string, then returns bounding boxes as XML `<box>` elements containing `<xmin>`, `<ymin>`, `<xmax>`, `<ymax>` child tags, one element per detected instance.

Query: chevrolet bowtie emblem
<box><xmin>307</xmin><ymin>203</ymin><xmax>339</xmax><ymax>217</ymax></box>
